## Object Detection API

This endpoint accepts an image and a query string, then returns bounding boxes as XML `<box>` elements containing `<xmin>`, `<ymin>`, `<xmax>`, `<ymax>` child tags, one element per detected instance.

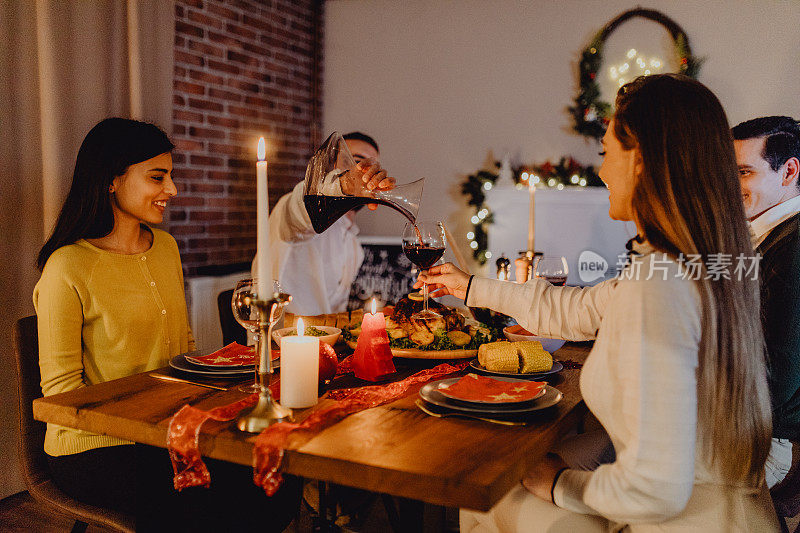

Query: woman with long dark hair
<box><xmin>34</xmin><ymin>118</ymin><xmax>299</xmax><ymax>531</ymax></box>
<box><xmin>419</xmin><ymin>75</ymin><xmax>779</xmax><ymax>531</ymax></box>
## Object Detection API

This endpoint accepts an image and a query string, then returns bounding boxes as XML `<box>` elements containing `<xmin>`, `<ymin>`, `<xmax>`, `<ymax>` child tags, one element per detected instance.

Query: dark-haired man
<box><xmin>733</xmin><ymin>116</ymin><xmax>800</xmax><ymax>487</ymax></box>
<box><xmin>255</xmin><ymin>132</ymin><xmax>387</xmax><ymax>315</ymax></box>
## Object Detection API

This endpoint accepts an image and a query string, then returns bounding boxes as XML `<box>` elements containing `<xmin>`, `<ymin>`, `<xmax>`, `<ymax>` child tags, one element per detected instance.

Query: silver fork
<box><xmin>415</xmin><ymin>400</ymin><xmax>526</xmax><ymax>426</ymax></box>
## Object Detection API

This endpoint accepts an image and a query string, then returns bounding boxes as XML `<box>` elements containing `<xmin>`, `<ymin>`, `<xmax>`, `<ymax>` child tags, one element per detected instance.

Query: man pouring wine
<box><xmin>253</xmin><ymin>132</ymin><xmax>396</xmax><ymax>315</ymax></box>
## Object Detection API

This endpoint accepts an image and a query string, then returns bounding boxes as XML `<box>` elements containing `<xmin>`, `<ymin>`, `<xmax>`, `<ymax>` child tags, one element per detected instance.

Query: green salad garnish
<box><xmin>285</xmin><ymin>326</ymin><xmax>328</xmax><ymax>337</ymax></box>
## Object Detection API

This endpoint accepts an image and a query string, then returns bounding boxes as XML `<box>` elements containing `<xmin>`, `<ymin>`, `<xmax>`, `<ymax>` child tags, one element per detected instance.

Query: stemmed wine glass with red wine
<box><xmin>403</xmin><ymin>221</ymin><xmax>446</xmax><ymax>320</ymax></box>
<box><xmin>533</xmin><ymin>256</ymin><xmax>569</xmax><ymax>286</ymax></box>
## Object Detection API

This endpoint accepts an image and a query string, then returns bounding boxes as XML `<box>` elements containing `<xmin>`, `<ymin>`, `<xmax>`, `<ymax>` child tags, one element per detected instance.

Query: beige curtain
<box><xmin>0</xmin><ymin>0</ymin><xmax>174</xmax><ymax>498</ymax></box>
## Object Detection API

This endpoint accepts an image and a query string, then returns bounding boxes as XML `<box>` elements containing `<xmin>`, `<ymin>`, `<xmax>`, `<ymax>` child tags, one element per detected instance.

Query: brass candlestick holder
<box><xmin>236</xmin><ymin>291</ymin><xmax>294</xmax><ymax>433</ymax></box>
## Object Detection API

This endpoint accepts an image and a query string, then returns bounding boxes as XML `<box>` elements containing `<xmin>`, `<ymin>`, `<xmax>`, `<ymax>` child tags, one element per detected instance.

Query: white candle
<box><xmin>256</xmin><ymin>137</ymin><xmax>270</xmax><ymax>299</ymax></box>
<box><xmin>280</xmin><ymin>317</ymin><xmax>319</xmax><ymax>408</ymax></box>
<box><xmin>527</xmin><ymin>176</ymin><xmax>536</xmax><ymax>252</ymax></box>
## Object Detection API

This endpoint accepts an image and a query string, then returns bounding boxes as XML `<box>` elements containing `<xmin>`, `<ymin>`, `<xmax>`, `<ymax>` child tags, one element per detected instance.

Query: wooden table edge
<box><xmin>30</xmin><ymin>344</ymin><xmax>591</xmax><ymax>511</ymax></box>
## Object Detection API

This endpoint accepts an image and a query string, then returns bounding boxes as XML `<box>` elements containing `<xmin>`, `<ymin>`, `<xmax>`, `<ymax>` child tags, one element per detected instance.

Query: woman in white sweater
<box><xmin>418</xmin><ymin>75</ymin><xmax>779</xmax><ymax>531</ymax></box>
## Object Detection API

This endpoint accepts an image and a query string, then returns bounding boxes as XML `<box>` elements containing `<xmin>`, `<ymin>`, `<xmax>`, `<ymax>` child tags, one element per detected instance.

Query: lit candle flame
<box><xmin>297</xmin><ymin>317</ymin><xmax>305</xmax><ymax>338</ymax></box>
<box><xmin>370</xmin><ymin>299</ymin><xmax>376</xmax><ymax>315</ymax></box>
<box><xmin>257</xmin><ymin>137</ymin><xmax>266</xmax><ymax>161</ymax></box>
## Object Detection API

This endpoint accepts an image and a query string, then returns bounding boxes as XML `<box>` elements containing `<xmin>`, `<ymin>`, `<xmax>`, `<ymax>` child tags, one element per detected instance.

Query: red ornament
<box><xmin>589</xmin><ymin>72</ymin><xmax>596</xmax><ymax>80</ymax></box>
<box><xmin>352</xmin><ymin>303</ymin><xmax>396</xmax><ymax>381</ymax></box>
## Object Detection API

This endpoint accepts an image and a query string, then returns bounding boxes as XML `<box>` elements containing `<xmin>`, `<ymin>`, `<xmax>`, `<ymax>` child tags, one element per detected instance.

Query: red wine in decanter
<box><xmin>303</xmin><ymin>195</ymin><xmax>416</xmax><ymax>233</ymax></box>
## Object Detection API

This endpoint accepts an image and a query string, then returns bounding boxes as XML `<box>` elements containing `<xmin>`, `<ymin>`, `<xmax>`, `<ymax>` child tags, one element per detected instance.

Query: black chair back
<box><xmin>218</xmin><ymin>288</ymin><xmax>246</xmax><ymax>346</ymax></box>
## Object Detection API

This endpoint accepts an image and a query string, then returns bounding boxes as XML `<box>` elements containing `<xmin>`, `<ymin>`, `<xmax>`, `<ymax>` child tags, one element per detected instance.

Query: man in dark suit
<box><xmin>733</xmin><ymin>116</ymin><xmax>800</xmax><ymax>487</ymax></box>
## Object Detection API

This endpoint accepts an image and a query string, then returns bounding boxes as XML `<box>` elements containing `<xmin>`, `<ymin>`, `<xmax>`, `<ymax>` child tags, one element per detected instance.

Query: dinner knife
<box><xmin>150</xmin><ymin>373</ymin><xmax>228</xmax><ymax>391</ymax></box>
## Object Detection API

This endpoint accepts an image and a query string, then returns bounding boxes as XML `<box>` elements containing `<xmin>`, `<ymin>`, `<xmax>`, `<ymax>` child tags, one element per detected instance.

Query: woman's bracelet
<box><xmin>464</xmin><ymin>275</ymin><xmax>475</xmax><ymax>304</ymax></box>
<box><xmin>551</xmin><ymin>467</ymin><xmax>569</xmax><ymax>504</ymax></box>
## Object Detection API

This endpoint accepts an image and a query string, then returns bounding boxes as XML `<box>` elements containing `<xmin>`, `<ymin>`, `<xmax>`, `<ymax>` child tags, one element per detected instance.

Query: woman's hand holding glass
<box><xmin>413</xmin><ymin>262</ymin><xmax>471</xmax><ymax>301</ymax></box>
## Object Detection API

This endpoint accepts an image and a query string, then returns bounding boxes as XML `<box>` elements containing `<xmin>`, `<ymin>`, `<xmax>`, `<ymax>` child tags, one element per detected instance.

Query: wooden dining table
<box><xmin>32</xmin><ymin>342</ymin><xmax>590</xmax><ymax>513</ymax></box>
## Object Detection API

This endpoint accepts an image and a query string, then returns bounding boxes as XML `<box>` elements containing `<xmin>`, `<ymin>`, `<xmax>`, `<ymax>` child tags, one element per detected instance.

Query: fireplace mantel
<box><xmin>484</xmin><ymin>185</ymin><xmax>636</xmax><ymax>285</ymax></box>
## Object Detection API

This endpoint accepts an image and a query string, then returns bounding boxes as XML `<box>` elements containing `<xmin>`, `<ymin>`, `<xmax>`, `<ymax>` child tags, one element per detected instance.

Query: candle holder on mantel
<box><xmin>237</xmin><ymin>291</ymin><xmax>294</xmax><ymax>433</ymax></box>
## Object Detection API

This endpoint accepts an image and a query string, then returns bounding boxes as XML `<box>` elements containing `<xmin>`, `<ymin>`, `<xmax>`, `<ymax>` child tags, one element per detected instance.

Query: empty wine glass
<box><xmin>403</xmin><ymin>221</ymin><xmax>446</xmax><ymax>319</ymax></box>
<box><xmin>231</xmin><ymin>278</ymin><xmax>283</xmax><ymax>393</ymax></box>
<box><xmin>534</xmin><ymin>256</ymin><xmax>569</xmax><ymax>286</ymax></box>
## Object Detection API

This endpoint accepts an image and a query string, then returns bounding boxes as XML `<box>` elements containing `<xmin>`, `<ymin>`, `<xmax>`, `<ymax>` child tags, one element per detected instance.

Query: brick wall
<box><xmin>170</xmin><ymin>0</ymin><xmax>323</xmax><ymax>275</ymax></box>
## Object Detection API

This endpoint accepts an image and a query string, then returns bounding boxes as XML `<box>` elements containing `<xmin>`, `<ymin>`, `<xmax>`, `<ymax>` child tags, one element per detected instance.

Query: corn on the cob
<box><xmin>478</xmin><ymin>341</ymin><xmax>512</xmax><ymax>365</ymax></box>
<box><xmin>484</xmin><ymin>343</ymin><xmax>520</xmax><ymax>372</ymax></box>
<box><xmin>517</xmin><ymin>341</ymin><xmax>552</xmax><ymax>373</ymax></box>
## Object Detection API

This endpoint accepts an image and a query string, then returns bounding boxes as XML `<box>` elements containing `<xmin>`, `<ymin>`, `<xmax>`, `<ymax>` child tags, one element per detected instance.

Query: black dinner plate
<box><xmin>169</xmin><ymin>352</ymin><xmax>279</xmax><ymax>378</ymax></box>
<box><xmin>468</xmin><ymin>359</ymin><xmax>564</xmax><ymax>379</ymax></box>
<box><xmin>419</xmin><ymin>379</ymin><xmax>562</xmax><ymax>415</ymax></box>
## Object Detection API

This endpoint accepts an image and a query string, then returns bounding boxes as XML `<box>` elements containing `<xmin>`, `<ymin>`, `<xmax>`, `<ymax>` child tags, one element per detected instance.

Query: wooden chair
<box><xmin>13</xmin><ymin>315</ymin><xmax>135</xmax><ymax>533</ymax></box>
<box><xmin>771</xmin><ymin>442</ymin><xmax>800</xmax><ymax>533</ymax></box>
<box><xmin>217</xmin><ymin>288</ymin><xmax>246</xmax><ymax>346</ymax></box>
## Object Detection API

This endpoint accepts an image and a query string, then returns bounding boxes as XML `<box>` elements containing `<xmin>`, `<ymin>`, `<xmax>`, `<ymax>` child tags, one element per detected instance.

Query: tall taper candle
<box><xmin>256</xmin><ymin>137</ymin><xmax>270</xmax><ymax>372</ymax></box>
<box><xmin>527</xmin><ymin>176</ymin><xmax>536</xmax><ymax>252</ymax></box>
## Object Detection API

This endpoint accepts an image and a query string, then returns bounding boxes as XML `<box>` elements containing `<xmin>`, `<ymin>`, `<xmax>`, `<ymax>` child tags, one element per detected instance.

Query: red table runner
<box><xmin>168</xmin><ymin>360</ymin><xmax>467</xmax><ymax>494</ymax></box>
<box><xmin>168</xmin><ymin>392</ymin><xmax>259</xmax><ymax>489</ymax></box>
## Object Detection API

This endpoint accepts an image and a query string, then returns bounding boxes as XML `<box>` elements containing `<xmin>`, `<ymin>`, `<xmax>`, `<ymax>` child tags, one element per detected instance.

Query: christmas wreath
<box><xmin>570</xmin><ymin>8</ymin><xmax>703</xmax><ymax>140</ymax></box>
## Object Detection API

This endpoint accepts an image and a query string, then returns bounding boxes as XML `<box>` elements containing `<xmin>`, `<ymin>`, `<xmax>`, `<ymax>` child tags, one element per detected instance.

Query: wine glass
<box><xmin>402</xmin><ymin>220</ymin><xmax>446</xmax><ymax>319</ymax></box>
<box><xmin>231</xmin><ymin>278</ymin><xmax>284</xmax><ymax>393</ymax></box>
<box><xmin>534</xmin><ymin>256</ymin><xmax>569</xmax><ymax>286</ymax></box>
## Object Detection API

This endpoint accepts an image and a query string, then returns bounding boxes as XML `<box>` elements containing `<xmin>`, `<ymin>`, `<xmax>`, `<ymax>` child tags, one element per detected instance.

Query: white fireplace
<box><xmin>484</xmin><ymin>185</ymin><xmax>636</xmax><ymax>285</ymax></box>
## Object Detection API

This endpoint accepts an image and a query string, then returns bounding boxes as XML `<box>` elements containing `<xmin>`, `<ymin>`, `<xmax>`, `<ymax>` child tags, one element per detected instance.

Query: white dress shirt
<box><xmin>749</xmin><ymin>195</ymin><xmax>800</xmax><ymax>248</ymax></box>
<box><xmin>254</xmin><ymin>181</ymin><xmax>363</xmax><ymax>316</ymax></box>
<box><xmin>463</xmin><ymin>241</ymin><xmax>778</xmax><ymax>531</ymax></box>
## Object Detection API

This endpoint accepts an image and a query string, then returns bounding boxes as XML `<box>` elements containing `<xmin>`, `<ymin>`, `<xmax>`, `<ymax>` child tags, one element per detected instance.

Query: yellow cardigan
<box><xmin>34</xmin><ymin>227</ymin><xmax>195</xmax><ymax>456</ymax></box>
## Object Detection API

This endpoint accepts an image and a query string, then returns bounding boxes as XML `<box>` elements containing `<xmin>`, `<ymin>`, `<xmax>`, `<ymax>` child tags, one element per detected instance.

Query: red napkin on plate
<box><xmin>184</xmin><ymin>342</ymin><xmax>277</xmax><ymax>367</ymax></box>
<box><xmin>439</xmin><ymin>373</ymin><xmax>545</xmax><ymax>403</ymax></box>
